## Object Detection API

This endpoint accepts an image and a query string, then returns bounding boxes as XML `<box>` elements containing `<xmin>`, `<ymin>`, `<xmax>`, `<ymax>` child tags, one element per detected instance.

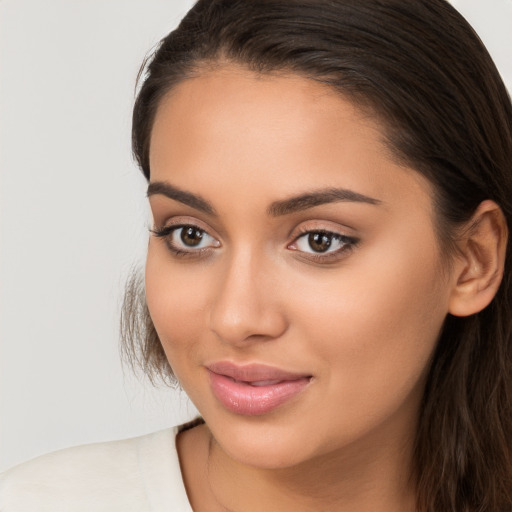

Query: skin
<box><xmin>145</xmin><ymin>65</ymin><xmax>472</xmax><ymax>512</ymax></box>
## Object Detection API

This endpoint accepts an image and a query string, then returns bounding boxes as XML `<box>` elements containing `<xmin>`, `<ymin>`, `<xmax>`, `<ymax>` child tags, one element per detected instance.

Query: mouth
<box><xmin>206</xmin><ymin>362</ymin><xmax>312</xmax><ymax>416</ymax></box>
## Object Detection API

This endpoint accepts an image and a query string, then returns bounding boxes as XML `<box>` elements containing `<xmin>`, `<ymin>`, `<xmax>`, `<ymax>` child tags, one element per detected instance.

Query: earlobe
<box><xmin>448</xmin><ymin>200</ymin><xmax>508</xmax><ymax>317</ymax></box>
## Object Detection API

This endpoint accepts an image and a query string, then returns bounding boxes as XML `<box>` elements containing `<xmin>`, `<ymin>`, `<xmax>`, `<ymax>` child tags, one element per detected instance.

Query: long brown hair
<box><xmin>123</xmin><ymin>1</ymin><xmax>512</xmax><ymax>510</ymax></box>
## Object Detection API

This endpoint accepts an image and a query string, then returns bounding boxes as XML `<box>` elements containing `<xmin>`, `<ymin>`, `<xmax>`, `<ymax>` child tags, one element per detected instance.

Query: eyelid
<box><xmin>288</xmin><ymin>219</ymin><xmax>357</xmax><ymax>240</ymax></box>
<box><xmin>151</xmin><ymin>215</ymin><xmax>217</xmax><ymax>234</ymax></box>
<box><xmin>152</xmin><ymin>224</ymin><xmax>220</xmax><ymax>244</ymax></box>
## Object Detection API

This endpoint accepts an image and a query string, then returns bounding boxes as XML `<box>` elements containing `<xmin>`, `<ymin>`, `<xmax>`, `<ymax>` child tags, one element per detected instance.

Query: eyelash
<box><xmin>150</xmin><ymin>224</ymin><xmax>218</xmax><ymax>258</ymax></box>
<box><xmin>290</xmin><ymin>227</ymin><xmax>359</xmax><ymax>262</ymax></box>
<box><xmin>150</xmin><ymin>223</ymin><xmax>359</xmax><ymax>262</ymax></box>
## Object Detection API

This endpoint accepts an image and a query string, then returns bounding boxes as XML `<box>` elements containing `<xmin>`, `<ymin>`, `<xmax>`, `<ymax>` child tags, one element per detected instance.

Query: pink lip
<box><xmin>207</xmin><ymin>362</ymin><xmax>312</xmax><ymax>416</ymax></box>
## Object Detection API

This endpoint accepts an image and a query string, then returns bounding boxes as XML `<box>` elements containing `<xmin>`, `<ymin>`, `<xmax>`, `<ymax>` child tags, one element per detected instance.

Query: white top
<box><xmin>0</xmin><ymin>426</ymin><xmax>194</xmax><ymax>511</ymax></box>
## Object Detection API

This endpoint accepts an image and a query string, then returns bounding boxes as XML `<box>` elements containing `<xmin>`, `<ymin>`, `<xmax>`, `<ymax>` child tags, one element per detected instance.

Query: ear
<box><xmin>448</xmin><ymin>200</ymin><xmax>508</xmax><ymax>317</ymax></box>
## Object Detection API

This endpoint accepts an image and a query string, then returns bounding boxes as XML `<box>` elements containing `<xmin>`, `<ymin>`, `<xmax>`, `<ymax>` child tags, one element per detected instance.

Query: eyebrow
<box><xmin>147</xmin><ymin>181</ymin><xmax>381</xmax><ymax>217</ymax></box>
<box><xmin>267</xmin><ymin>188</ymin><xmax>382</xmax><ymax>216</ymax></box>
<box><xmin>147</xmin><ymin>181</ymin><xmax>216</xmax><ymax>215</ymax></box>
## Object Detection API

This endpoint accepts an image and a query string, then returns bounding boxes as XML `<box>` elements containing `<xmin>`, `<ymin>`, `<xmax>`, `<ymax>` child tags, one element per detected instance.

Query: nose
<box><xmin>209</xmin><ymin>249</ymin><xmax>288</xmax><ymax>345</ymax></box>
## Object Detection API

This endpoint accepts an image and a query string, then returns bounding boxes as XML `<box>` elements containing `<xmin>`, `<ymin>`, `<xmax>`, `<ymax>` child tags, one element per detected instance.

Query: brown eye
<box><xmin>151</xmin><ymin>223</ymin><xmax>220</xmax><ymax>256</ymax></box>
<box><xmin>181</xmin><ymin>226</ymin><xmax>204</xmax><ymax>247</ymax></box>
<box><xmin>290</xmin><ymin>230</ymin><xmax>357</xmax><ymax>258</ymax></box>
<box><xmin>308</xmin><ymin>232</ymin><xmax>332</xmax><ymax>253</ymax></box>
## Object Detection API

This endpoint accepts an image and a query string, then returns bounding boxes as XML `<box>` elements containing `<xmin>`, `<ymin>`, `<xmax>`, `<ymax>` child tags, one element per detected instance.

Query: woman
<box><xmin>2</xmin><ymin>0</ymin><xmax>511</xmax><ymax>511</ymax></box>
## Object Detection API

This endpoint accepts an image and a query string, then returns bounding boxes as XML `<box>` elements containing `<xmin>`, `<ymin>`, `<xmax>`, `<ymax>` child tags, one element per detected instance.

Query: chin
<box><xmin>205</xmin><ymin>409</ymin><xmax>320</xmax><ymax>470</ymax></box>
<box><xmin>217</xmin><ymin>434</ymin><xmax>312</xmax><ymax>470</ymax></box>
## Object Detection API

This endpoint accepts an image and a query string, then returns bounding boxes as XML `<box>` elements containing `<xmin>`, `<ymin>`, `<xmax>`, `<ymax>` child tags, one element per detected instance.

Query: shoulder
<box><xmin>0</xmin><ymin>427</ymin><xmax>188</xmax><ymax>512</ymax></box>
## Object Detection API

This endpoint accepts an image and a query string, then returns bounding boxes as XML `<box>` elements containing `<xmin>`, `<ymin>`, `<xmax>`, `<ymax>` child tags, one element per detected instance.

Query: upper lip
<box><xmin>206</xmin><ymin>361</ymin><xmax>311</xmax><ymax>383</ymax></box>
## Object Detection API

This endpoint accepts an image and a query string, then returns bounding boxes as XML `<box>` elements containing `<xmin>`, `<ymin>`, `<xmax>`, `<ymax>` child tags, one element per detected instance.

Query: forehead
<box><xmin>150</xmin><ymin>65</ymin><xmax>380</xmax><ymax>164</ymax></box>
<box><xmin>149</xmin><ymin>65</ymin><xmax>432</xmax><ymax>214</ymax></box>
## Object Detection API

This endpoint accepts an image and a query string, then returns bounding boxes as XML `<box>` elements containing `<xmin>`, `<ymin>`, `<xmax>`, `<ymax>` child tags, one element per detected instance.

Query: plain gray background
<box><xmin>1</xmin><ymin>0</ymin><xmax>511</xmax><ymax>472</ymax></box>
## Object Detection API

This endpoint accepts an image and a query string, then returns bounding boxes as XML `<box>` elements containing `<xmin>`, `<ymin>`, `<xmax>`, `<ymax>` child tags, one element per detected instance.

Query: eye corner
<box><xmin>150</xmin><ymin>225</ymin><xmax>171</xmax><ymax>238</ymax></box>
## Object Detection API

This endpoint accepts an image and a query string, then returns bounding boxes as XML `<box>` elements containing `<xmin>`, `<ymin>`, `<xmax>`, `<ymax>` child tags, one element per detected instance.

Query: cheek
<box><xmin>288</xmin><ymin>233</ymin><xmax>449</xmax><ymax>425</ymax></box>
<box><xmin>144</xmin><ymin>245</ymin><xmax>210</xmax><ymax>371</ymax></box>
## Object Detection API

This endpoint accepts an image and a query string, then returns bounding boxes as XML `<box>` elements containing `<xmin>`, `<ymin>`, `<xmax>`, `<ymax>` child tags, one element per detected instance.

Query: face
<box><xmin>146</xmin><ymin>65</ymin><xmax>455</xmax><ymax>470</ymax></box>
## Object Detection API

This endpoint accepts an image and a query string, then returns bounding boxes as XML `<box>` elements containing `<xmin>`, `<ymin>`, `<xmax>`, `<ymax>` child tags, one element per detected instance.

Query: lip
<box><xmin>206</xmin><ymin>362</ymin><xmax>312</xmax><ymax>416</ymax></box>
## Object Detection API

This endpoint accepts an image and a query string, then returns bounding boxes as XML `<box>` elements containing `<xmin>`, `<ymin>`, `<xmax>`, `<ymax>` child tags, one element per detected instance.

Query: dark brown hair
<box><xmin>123</xmin><ymin>1</ymin><xmax>512</xmax><ymax>510</ymax></box>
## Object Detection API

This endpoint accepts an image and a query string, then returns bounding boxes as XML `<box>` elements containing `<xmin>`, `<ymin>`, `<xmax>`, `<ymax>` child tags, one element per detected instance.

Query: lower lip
<box><xmin>208</xmin><ymin>371</ymin><xmax>311</xmax><ymax>416</ymax></box>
